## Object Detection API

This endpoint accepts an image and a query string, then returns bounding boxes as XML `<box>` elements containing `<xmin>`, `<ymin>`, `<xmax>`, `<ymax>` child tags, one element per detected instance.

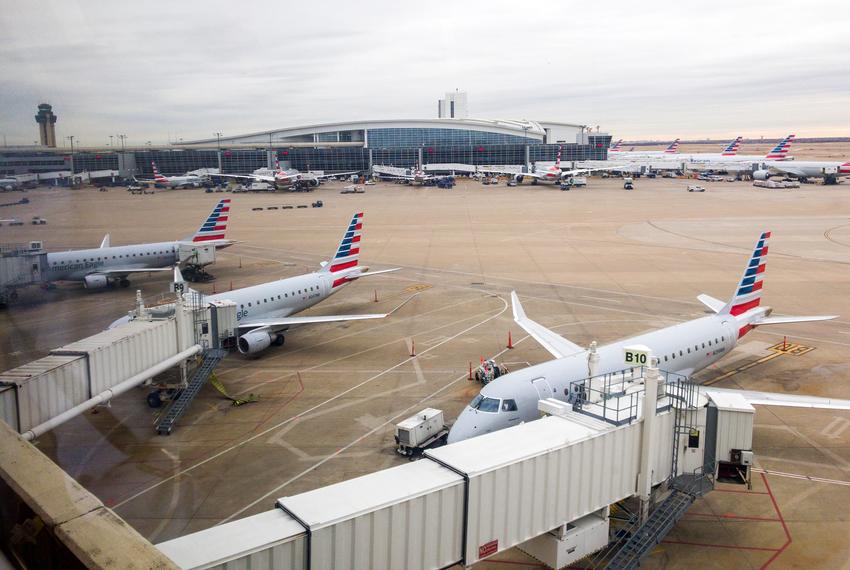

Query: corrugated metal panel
<box><xmin>52</xmin><ymin>319</ymin><xmax>178</xmax><ymax>394</ymax></box>
<box><xmin>156</xmin><ymin>510</ymin><xmax>306</xmax><ymax>570</ymax></box>
<box><xmin>427</xmin><ymin>415</ymin><xmax>646</xmax><ymax>565</ymax></box>
<box><xmin>716</xmin><ymin>408</ymin><xmax>754</xmax><ymax>461</ymax></box>
<box><xmin>279</xmin><ymin>460</ymin><xmax>464</xmax><ymax>570</ymax></box>
<box><xmin>0</xmin><ymin>355</ymin><xmax>88</xmax><ymax>432</ymax></box>
<box><xmin>0</xmin><ymin>384</ymin><xmax>19</xmax><ymax>431</ymax></box>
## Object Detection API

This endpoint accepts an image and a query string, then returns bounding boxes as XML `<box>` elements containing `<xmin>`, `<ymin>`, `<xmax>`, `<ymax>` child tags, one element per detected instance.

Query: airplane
<box><xmin>609</xmin><ymin>139</ymin><xmax>680</xmax><ymax>159</ymax></box>
<box><xmin>140</xmin><ymin>162</ymin><xmax>205</xmax><ymax>188</ymax></box>
<box><xmin>372</xmin><ymin>164</ymin><xmax>435</xmax><ymax>185</ymax></box>
<box><xmin>0</xmin><ymin>177</ymin><xmax>19</xmax><ymax>191</ymax></box>
<box><xmin>220</xmin><ymin>159</ymin><xmax>359</xmax><ymax>189</ymax></box>
<box><xmin>754</xmin><ymin>158</ymin><xmax>850</xmax><ymax>184</ymax></box>
<box><xmin>111</xmin><ymin>212</ymin><xmax>402</xmax><ymax>356</ymax></box>
<box><xmin>608</xmin><ymin>140</ymin><xmax>623</xmax><ymax>153</ymax></box>
<box><xmin>478</xmin><ymin>146</ymin><xmax>616</xmax><ymax>185</ymax></box>
<box><xmin>44</xmin><ymin>199</ymin><xmax>234</xmax><ymax>289</ymax></box>
<box><xmin>448</xmin><ymin>232</ymin><xmax>845</xmax><ymax>443</ymax></box>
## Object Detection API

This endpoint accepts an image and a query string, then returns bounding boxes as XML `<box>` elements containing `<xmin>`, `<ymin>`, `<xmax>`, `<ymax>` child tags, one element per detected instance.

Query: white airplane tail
<box><xmin>151</xmin><ymin>161</ymin><xmax>169</xmax><ymax>183</ymax></box>
<box><xmin>721</xmin><ymin>136</ymin><xmax>743</xmax><ymax>156</ymax></box>
<box><xmin>554</xmin><ymin>145</ymin><xmax>562</xmax><ymax>169</ymax></box>
<box><xmin>698</xmin><ymin>231</ymin><xmax>836</xmax><ymax>338</ymax></box>
<box><xmin>765</xmin><ymin>134</ymin><xmax>795</xmax><ymax>160</ymax></box>
<box><xmin>185</xmin><ymin>198</ymin><xmax>231</xmax><ymax>243</ymax></box>
<box><xmin>664</xmin><ymin>139</ymin><xmax>680</xmax><ymax>153</ymax></box>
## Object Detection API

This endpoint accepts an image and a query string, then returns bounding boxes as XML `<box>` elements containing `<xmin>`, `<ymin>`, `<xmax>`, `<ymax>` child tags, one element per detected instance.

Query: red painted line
<box><xmin>662</xmin><ymin>539</ymin><xmax>779</xmax><ymax>553</ymax></box>
<box><xmin>684</xmin><ymin>512</ymin><xmax>781</xmax><ymax>522</ymax></box>
<box><xmin>759</xmin><ymin>473</ymin><xmax>792</xmax><ymax>569</ymax></box>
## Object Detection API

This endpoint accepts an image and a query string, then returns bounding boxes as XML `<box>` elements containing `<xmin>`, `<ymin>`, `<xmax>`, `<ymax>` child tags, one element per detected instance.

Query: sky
<box><xmin>1</xmin><ymin>0</ymin><xmax>849</xmax><ymax>146</ymax></box>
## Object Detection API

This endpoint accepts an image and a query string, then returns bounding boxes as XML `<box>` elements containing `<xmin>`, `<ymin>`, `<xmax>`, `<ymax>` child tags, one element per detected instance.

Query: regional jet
<box><xmin>754</xmin><ymin>158</ymin><xmax>850</xmax><ymax>184</ymax></box>
<box><xmin>138</xmin><ymin>162</ymin><xmax>205</xmax><ymax>188</ymax></box>
<box><xmin>45</xmin><ymin>199</ymin><xmax>234</xmax><ymax>289</ymax></box>
<box><xmin>111</xmin><ymin>212</ymin><xmax>402</xmax><ymax>356</ymax></box>
<box><xmin>372</xmin><ymin>164</ymin><xmax>435</xmax><ymax>185</ymax></box>
<box><xmin>448</xmin><ymin>232</ymin><xmax>848</xmax><ymax>443</ymax></box>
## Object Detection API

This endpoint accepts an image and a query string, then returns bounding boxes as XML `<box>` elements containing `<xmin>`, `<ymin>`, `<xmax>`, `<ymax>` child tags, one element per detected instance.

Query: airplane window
<box><xmin>679</xmin><ymin>350</ymin><xmax>683</xmax><ymax>356</ymax></box>
<box><xmin>672</xmin><ymin>353</ymin><xmax>675</xmax><ymax>359</ymax></box>
<box><xmin>277</xmin><ymin>295</ymin><xmax>281</xmax><ymax>300</ymax></box>
<box><xmin>708</xmin><ymin>340</ymin><xmax>712</xmax><ymax>346</ymax></box>
<box><xmin>502</xmin><ymin>399</ymin><xmax>518</xmax><ymax>412</ymax></box>
<box><xmin>240</xmin><ymin>305</ymin><xmax>244</xmax><ymax>309</ymax></box>
<box><xmin>476</xmin><ymin>397</ymin><xmax>501</xmax><ymax>413</ymax></box>
<box><xmin>664</xmin><ymin>355</ymin><xmax>668</xmax><ymax>362</ymax></box>
<box><xmin>248</xmin><ymin>303</ymin><xmax>252</xmax><ymax>307</ymax></box>
<box><xmin>470</xmin><ymin>394</ymin><xmax>484</xmax><ymax>409</ymax></box>
<box><xmin>702</xmin><ymin>343</ymin><xmax>705</xmax><ymax>349</ymax></box>
<box><xmin>721</xmin><ymin>336</ymin><xmax>725</xmax><ymax>341</ymax></box>
<box><xmin>264</xmin><ymin>298</ymin><xmax>267</xmax><ymax>303</ymax></box>
<box><xmin>285</xmin><ymin>293</ymin><xmax>288</xmax><ymax>297</ymax></box>
<box><xmin>715</xmin><ymin>338</ymin><xmax>719</xmax><ymax>343</ymax></box>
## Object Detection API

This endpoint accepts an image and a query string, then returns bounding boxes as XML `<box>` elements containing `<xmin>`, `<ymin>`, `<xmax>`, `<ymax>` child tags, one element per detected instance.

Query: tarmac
<box><xmin>2</xmin><ymin>172</ymin><xmax>850</xmax><ymax>568</ymax></box>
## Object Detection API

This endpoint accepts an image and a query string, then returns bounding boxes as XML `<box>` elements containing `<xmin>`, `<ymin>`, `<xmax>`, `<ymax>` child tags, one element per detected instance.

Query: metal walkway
<box><xmin>601</xmin><ymin>473</ymin><xmax>713</xmax><ymax>570</ymax></box>
<box><xmin>156</xmin><ymin>349</ymin><xmax>226</xmax><ymax>435</ymax></box>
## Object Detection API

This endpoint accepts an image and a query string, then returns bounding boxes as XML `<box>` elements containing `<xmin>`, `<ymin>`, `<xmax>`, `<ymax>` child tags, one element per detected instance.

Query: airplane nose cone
<box><xmin>447</xmin><ymin>408</ymin><xmax>481</xmax><ymax>444</ymax></box>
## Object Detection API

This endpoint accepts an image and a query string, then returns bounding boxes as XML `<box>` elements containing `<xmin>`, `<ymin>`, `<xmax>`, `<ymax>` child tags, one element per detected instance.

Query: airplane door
<box><xmin>531</xmin><ymin>378</ymin><xmax>553</xmax><ymax>400</ymax></box>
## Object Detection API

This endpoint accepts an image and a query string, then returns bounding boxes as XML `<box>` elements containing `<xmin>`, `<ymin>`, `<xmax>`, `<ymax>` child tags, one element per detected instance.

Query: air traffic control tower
<box><xmin>35</xmin><ymin>103</ymin><xmax>58</xmax><ymax>147</ymax></box>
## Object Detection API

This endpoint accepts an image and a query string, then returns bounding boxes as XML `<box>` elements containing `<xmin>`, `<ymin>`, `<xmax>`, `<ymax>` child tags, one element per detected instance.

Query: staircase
<box><xmin>156</xmin><ymin>349</ymin><xmax>226</xmax><ymax>435</ymax></box>
<box><xmin>602</xmin><ymin>472</ymin><xmax>713</xmax><ymax>570</ymax></box>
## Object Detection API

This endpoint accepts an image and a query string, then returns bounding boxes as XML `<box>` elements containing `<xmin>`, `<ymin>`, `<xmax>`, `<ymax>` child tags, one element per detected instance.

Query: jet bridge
<box><xmin>157</xmin><ymin>366</ymin><xmax>756</xmax><ymax>570</ymax></box>
<box><xmin>0</xmin><ymin>292</ymin><xmax>238</xmax><ymax>439</ymax></box>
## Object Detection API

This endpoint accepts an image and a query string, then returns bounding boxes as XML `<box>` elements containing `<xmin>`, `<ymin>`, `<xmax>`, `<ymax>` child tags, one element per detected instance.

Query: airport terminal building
<box><xmin>1</xmin><ymin>117</ymin><xmax>611</xmax><ymax>178</ymax></box>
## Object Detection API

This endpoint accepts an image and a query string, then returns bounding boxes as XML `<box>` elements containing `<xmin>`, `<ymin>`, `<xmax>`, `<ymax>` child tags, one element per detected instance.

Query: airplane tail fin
<box><xmin>151</xmin><ymin>161</ymin><xmax>169</xmax><ymax>183</ymax></box>
<box><xmin>319</xmin><ymin>212</ymin><xmax>364</xmax><ymax>286</ymax></box>
<box><xmin>718</xmin><ymin>231</ymin><xmax>771</xmax><ymax>318</ymax></box>
<box><xmin>189</xmin><ymin>198</ymin><xmax>231</xmax><ymax>243</ymax></box>
<box><xmin>99</xmin><ymin>233</ymin><xmax>110</xmax><ymax>248</ymax></box>
<box><xmin>721</xmin><ymin>136</ymin><xmax>743</xmax><ymax>156</ymax></box>
<box><xmin>707</xmin><ymin>231</ymin><xmax>836</xmax><ymax>337</ymax></box>
<box><xmin>664</xmin><ymin>138</ymin><xmax>680</xmax><ymax>154</ymax></box>
<box><xmin>555</xmin><ymin>145</ymin><xmax>562</xmax><ymax>169</ymax></box>
<box><xmin>765</xmin><ymin>134</ymin><xmax>795</xmax><ymax>160</ymax></box>
<box><xmin>609</xmin><ymin>139</ymin><xmax>623</xmax><ymax>152</ymax></box>
<box><xmin>839</xmin><ymin>161</ymin><xmax>850</xmax><ymax>175</ymax></box>
<box><xmin>274</xmin><ymin>157</ymin><xmax>281</xmax><ymax>172</ymax></box>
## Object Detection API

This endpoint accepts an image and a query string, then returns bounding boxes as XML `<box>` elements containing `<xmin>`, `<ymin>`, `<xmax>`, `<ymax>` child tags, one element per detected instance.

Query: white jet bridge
<box><xmin>157</xmin><ymin>364</ymin><xmax>756</xmax><ymax>570</ymax></box>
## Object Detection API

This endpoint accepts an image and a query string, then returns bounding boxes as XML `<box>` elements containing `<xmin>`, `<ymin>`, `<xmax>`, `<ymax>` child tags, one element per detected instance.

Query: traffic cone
<box><xmin>374</xmin><ymin>289</ymin><xmax>378</xmax><ymax>303</ymax></box>
<box><xmin>410</xmin><ymin>339</ymin><xmax>416</xmax><ymax>357</ymax></box>
<box><xmin>229</xmin><ymin>280</ymin><xmax>233</xmax><ymax>291</ymax></box>
<box><xmin>507</xmin><ymin>330</ymin><xmax>514</xmax><ymax>349</ymax></box>
<box><xmin>468</xmin><ymin>361</ymin><xmax>473</xmax><ymax>381</ymax></box>
<box><xmin>212</xmin><ymin>283</ymin><xmax>216</xmax><ymax>294</ymax></box>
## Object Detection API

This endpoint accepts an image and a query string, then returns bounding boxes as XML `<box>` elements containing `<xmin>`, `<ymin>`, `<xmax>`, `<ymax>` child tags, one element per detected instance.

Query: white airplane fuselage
<box><xmin>160</xmin><ymin>175</ymin><xmax>202</xmax><ymax>188</ymax></box>
<box><xmin>208</xmin><ymin>270</ymin><xmax>348</xmax><ymax>325</ymax></box>
<box><xmin>448</xmin><ymin>313</ymin><xmax>739</xmax><ymax>442</ymax></box>
<box><xmin>47</xmin><ymin>242</ymin><xmax>180</xmax><ymax>282</ymax></box>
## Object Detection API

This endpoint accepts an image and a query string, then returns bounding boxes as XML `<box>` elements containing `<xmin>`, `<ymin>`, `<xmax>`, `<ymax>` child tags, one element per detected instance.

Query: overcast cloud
<box><xmin>1</xmin><ymin>0</ymin><xmax>849</xmax><ymax>146</ymax></box>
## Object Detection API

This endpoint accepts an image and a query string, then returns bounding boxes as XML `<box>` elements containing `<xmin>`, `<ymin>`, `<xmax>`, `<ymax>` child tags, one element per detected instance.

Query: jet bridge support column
<box><xmin>637</xmin><ymin>358</ymin><xmax>660</xmax><ymax>523</ymax></box>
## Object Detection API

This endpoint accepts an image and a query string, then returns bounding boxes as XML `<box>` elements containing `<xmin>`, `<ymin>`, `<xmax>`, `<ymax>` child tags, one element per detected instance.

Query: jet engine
<box><xmin>514</xmin><ymin>175</ymin><xmax>524</xmax><ymax>184</ymax></box>
<box><xmin>753</xmin><ymin>169</ymin><xmax>771</xmax><ymax>181</ymax></box>
<box><xmin>83</xmin><ymin>274</ymin><xmax>109</xmax><ymax>289</ymax></box>
<box><xmin>238</xmin><ymin>330</ymin><xmax>273</xmax><ymax>354</ymax></box>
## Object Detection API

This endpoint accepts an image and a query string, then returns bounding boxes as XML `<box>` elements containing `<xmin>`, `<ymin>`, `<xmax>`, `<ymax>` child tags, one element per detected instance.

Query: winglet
<box><xmin>511</xmin><ymin>291</ymin><xmax>527</xmax><ymax>321</ymax></box>
<box><xmin>174</xmin><ymin>265</ymin><xmax>185</xmax><ymax>286</ymax></box>
<box><xmin>100</xmin><ymin>233</ymin><xmax>110</xmax><ymax>248</ymax></box>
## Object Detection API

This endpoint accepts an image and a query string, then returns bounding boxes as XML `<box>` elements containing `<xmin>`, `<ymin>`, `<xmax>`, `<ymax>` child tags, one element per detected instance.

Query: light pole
<box><xmin>109</xmin><ymin>135</ymin><xmax>114</xmax><ymax>148</ymax></box>
<box><xmin>214</xmin><ymin>132</ymin><xmax>223</xmax><ymax>172</ymax></box>
<box><xmin>117</xmin><ymin>134</ymin><xmax>127</xmax><ymax>151</ymax></box>
<box><xmin>66</xmin><ymin>135</ymin><xmax>76</xmax><ymax>176</ymax></box>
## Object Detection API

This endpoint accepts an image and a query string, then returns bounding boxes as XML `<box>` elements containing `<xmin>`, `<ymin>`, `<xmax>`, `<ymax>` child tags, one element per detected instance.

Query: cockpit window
<box><xmin>502</xmin><ymin>399</ymin><xmax>518</xmax><ymax>412</ymax></box>
<box><xmin>470</xmin><ymin>395</ymin><xmax>501</xmax><ymax>413</ymax></box>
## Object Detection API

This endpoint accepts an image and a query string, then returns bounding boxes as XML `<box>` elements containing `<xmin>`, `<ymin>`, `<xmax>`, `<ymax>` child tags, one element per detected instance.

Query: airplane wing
<box><xmin>236</xmin><ymin>294</ymin><xmax>416</xmax><ymax>331</ymax></box>
<box><xmin>768</xmin><ymin>165</ymin><xmax>807</xmax><ymax>178</ymax></box>
<box><xmin>311</xmin><ymin>171</ymin><xmax>360</xmax><ymax>179</ymax></box>
<box><xmin>93</xmin><ymin>266</ymin><xmax>173</xmax><ymax>275</ymax></box>
<box><xmin>754</xmin><ymin>315</ymin><xmax>838</xmax><ymax>325</ymax></box>
<box><xmin>511</xmin><ymin>291</ymin><xmax>584</xmax><ymax>358</ymax></box>
<box><xmin>478</xmin><ymin>168</ymin><xmax>542</xmax><ymax>179</ymax></box>
<box><xmin>704</xmin><ymin>386</ymin><xmax>850</xmax><ymax>411</ymax></box>
<box><xmin>99</xmin><ymin>234</ymin><xmax>111</xmax><ymax>248</ymax></box>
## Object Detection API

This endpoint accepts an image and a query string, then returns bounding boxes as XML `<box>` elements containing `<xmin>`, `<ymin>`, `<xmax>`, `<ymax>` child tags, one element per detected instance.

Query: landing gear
<box><xmin>273</xmin><ymin>334</ymin><xmax>285</xmax><ymax>346</ymax></box>
<box><xmin>119</xmin><ymin>278</ymin><xmax>130</xmax><ymax>288</ymax></box>
<box><xmin>824</xmin><ymin>174</ymin><xmax>838</xmax><ymax>185</ymax></box>
<box><xmin>147</xmin><ymin>391</ymin><xmax>163</xmax><ymax>408</ymax></box>
<box><xmin>531</xmin><ymin>178</ymin><xmax>538</xmax><ymax>185</ymax></box>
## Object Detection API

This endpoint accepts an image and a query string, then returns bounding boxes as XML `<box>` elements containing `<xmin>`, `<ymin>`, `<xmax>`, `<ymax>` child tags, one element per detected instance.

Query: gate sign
<box><xmin>478</xmin><ymin>539</ymin><xmax>499</xmax><ymax>559</ymax></box>
<box><xmin>624</xmin><ymin>344</ymin><xmax>651</xmax><ymax>367</ymax></box>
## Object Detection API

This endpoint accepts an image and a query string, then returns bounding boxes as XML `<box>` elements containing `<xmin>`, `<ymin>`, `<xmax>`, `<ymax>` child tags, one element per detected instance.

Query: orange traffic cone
<box><xmin>507</xmin><ymin>330</ymin><xmax>514</xmax><ymax>349</ymax></box>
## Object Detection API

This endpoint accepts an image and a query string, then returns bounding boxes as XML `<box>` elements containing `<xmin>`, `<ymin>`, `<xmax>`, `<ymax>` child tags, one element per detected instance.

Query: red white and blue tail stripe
<box><xmin>721</xmin><ymin>136</ymin><xmax>742</xmax><ymax>156</ymax></box>
<box><xmin>664</xmin><ymin>139</ymin><xmax>680</xmax><ymax>154</ymax></box>
<box><xmin>152</xmin><ymin>161</ymin><xmax>168</xmax><ymax>183</ymax></box>
<box><xmin>321</xmin><ymin>212</ymin><xmax>364</xmax><ymax>288</ymax></box>
<box><xmin>609</xmin><ymin>139</ymin><xmax>623</xmax><ymax>152</ymax></box>
<box><xmin>192</xmin><ymin>199</ymin><xmax>231</xmax><ymax>242</ymax></box>
<box><xmin>765</xmin><ymin>134</ymin><xmax>795</xmax><ymax>160</ymax></box>
<box><xmin>720</xmin><ymin>231</ymin><xmax>770</xmax><ymax>337</ymax></box>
